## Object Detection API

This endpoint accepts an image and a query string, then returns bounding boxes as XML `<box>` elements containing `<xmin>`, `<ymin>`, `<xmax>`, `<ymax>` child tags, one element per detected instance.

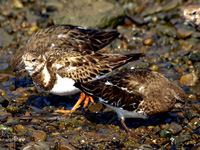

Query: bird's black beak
<box><xmin>13</xmin><ymin>61</ymin><xmax>25</xmax><ymax>72</ymax></box>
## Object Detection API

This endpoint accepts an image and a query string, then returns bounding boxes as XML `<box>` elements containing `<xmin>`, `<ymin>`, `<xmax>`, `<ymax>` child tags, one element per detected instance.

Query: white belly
<box><xmin>50</xmin><ymin>74</ymin><xmax>80</xmax><ymax>96</ymax></box>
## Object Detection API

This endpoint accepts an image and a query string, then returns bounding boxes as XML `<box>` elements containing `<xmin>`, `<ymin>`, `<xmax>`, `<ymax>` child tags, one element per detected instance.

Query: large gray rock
<box><xmin>51</xmin><ymin>0</ymin><xmax>125</xmax><ymax>28</ymax></box>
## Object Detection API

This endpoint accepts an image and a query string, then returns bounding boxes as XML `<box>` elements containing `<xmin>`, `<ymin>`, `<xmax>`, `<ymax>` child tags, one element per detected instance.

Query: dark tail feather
<box><xmin>113</xmin><ymin>52</ymin><xmax>145</xmax><ymax>68</ymax></box>
<box><xmin>125</xmin><ymin>53</ymin><xmax>145</xmax><ymax>61</ymax></box>
<box><xmin>87</xmin><ymin>31</ymin><xmax>120</xmax><ymax>51</ymax></box>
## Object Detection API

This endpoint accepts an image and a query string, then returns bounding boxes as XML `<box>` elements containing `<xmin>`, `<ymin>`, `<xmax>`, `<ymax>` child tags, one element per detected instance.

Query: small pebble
<box><xmin>16</xmin><ymin>97</ymin><xmax>28</xmax><ymax>102</ymax></box>
<box><xmin>44</xmin><ymin>125</ymin><xmax>56</xmax><ymax>132</ymax></box>
<box><xmin>57</xmin><ymin>140</ymin><xmax>76</xmax><ymax>150</ymax></box>
<box><xmin>159</xmin><ymin>129</ymin><xmax>172</xmax><ymax>138</ymax></box>
<box><xmin>176</xmin><ymin>28</ymin><xmax>193</xmax><ymax>39</ymax></box>
<box><xmin>175</xmin><ymin>135</ymin><xmax>191</xmax><ymax>146</ymax></box>
<box><xmin>144</xmin><ymin>38</ymin><xmax>154</xmax><ymax>46</ymax></box>
<box><xmin>188</xmin><ymin>51</ymin><xmax>200</xmax><ymax>62</ymax></box>
<box><xmin>9</xmin><ymin>85</ymin><xmax>15</xmax><ymax>91</ymax></box>
<box><xmin>22</xmin><ymin>93</ymin><xmax>30</xmax><ymax>97</ymax></box>
<box><xmin>0</xmin><ymin>76</ymin><xmax>9</xmax><ymax>82</ymax></box>
<box><xmin>192</xmin><ymin>103</ymin><xmax>200</xmax><ymax>113</ymax></box>
<box><xmin>0</xmin><ymin>124</ymin><xmax>13</xmax><ymax>132</ymax></box>
<box><xmin>88</xmin><ymin>101</ymin><xmax>103</xmax><ymax>113</ymax></box>
<box><xmin>21</xmin><ymin>141</ymin><xmax>50</xmax><ymax>150</ymax></box>
<box><xmin>13</xmin><ymin>0</ymin><xmax>23</xmax><ymax>9</ymax></box>
<box><xmin>168</xmin><ymin>122</ymin><xmax>182</xmax><ymax>134</ymax></box>
<box><xmin>6</xmin><ymin>105</ymin><xmax>20</xmax><ymax>114</ymax></box>
<box><xmin>14</xmin><ymin>124</ymin><xmax>26</xmax><ymax>133</ymax></box>
<box><xmin>188</xmin><ymin>94</ymin><xmax>197</xmax><ymax>102</ymax></box>
<box><xmin>139</xmin><ymin>144</ymin><xmax>153</xmax><ymax>150</ymax></box>
<box><xmin>0</xmin><ymin>89</ymin><xmax>6</xmax><ymax>96</ymax></box>
<box><xmin>180</xmin><ymin>72</ymin><xmax>198</xmax><ymax>86</ymax></box>
<box><xmin>31</xmin><ymin>119</ymin><xmax>42</xmax><ymax>125</ymax></box>
<box><xmin>31</xmin><ymin>130</ymin><xmax>47</xmax><ymax>142</ymax></box>
<box><xmin>150</xmin><ymin>65</ymin><xmax>159</xmax><ymax>71</ymax></box>
<box><xmin>0</xmin><ymin>63</ymin><xmax>9</xmax><ymax>71</ymax></box>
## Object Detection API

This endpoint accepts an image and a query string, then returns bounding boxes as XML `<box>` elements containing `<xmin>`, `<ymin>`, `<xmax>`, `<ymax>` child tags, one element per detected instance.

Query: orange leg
<box><xmin>56</xmin><ymin>92</ymin><xmax>94</xmax><ymax>114</ymax></box>
<box><xmin>83</xmin><ymin>95</ymin><xmax>94</xmax><ymax>108</ymax></box>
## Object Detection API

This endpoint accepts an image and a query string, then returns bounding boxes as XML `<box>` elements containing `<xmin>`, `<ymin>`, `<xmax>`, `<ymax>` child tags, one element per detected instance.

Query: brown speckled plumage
<box><xmin>11</xmin><ymin>24</ymin><xmax>120</xmax><ymax>68</ymax></box>
<box><xmin>75</xmin><ymin>68</ymin><xmax>187</xmax><ymax>119</ymax></box>
<box><xmin>16</xmin><ymin>49</ymin><xmax>144</xmax><ymax>94</ymax></box>
<box><xmin>183</xmin><ymin>5</ymin><xmax>200</xmax><ymax>30</ymax></box>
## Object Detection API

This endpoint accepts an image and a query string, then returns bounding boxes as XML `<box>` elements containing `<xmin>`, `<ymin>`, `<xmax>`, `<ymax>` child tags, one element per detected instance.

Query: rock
<box><xmin>168</xmin><ymin>122</ymin><xmax>182</xmax><ymax>134</ymax></box>
<box><xmin>0</xmin><ymin>124</ymin><xmax>13</xmax><ymax>133</ymax></box>
<box><xmin>51</xmin><ymin>0</ymin><xmax>125</xmax><ymax>28</ymax></box>
<box><xmin>178</xmin><ymin>40</ymin><xmax>193</xmax><ymax>51</ymax></box>
<box><xmin>88</xmin><ymin>101</ymin><xmax>103</xmax><ymax>113</ymax></box>
<box><xmin>172</xmin><ymin>135</ymin><xmax>191</xmax><ymax>146</ymax></box>
<box><xmin>188</xmin><ymin>51</ymin><xmax>200</xmax><ymax>62</ymax></box>
<box><xmin>0</xmin><ymin>29</ymin><xmax>14</xmax><ymax>48</ymax></box>
<box><xmin>194</xmin><ymin>62</ymin><xmax>200</xmax><ymax>72</ymax></box>
<box><xmin>31</xmin><ymin>130</ymin><xmax>47</xmax><ymax>142</ymax></box>
<box><xmin>150</xmin><ymin>65</ymin><xmax>159</xmax><ymax>71</ymax></box>
<box><xmin>156</xmin><ymin>24</ymin><xmax>176</xmax><ymax>38</ymax></box>
<box><xmin>9</xmin><ymin>85</ymin><xmax>15</xmax><ymax>91</ymax></box>
<box><xmin>176</xmin><ymin>27</ymin><xmax>193</xmax><ymax>39</ymax></box>
<box><xmin>143</xmin><ymin>38</ymin><xmax>154</xmax><ymax>46</ymax></box>
<box><xmin>151</xmin><ymin>126</ymin><xmax>161</xmax><ymax>135</ymax></box>
<box><xmin>139</xmin><ymin>144</ymin><xmax>153</xmax><ymax>150</ymax></box>
<box><xmin>13</xmin><ymin>0</ymin><xmax>23</xmax><ymax>9</ymax></box>
<box><xmin>162</xmin><ymin>0</ymin><xmax>182</xmax><ymax>12</ymax></box>
<box><xmin>46</xmin><ymin>5</ymin><xmax>58</xmax><ymax>12</ymax></box>
<box><xmin>159</xmin><ymin>129</ymin><xmax>172</xmax><ymax>138</ymax></box>
<box><xmin>0</xmin><ymin>63</ymin><xmax>9</xmax><ymax>71</ymax></box>
<box><xmin>165</xmin><ymin>62</ymin><xmax>173</xmax><ymax>69</ymax></box>
<box><xmin>57</xmin><ymin>140</ymin><xmax>76</xmax><ymax>150</ymax></box>
<box><xmin>180</xmin><ymin>72</ymin><xmax>198</xmax><ymax>86</ymax></box>
<box><xmin>182</xmin><ymin>108</ymin><xmax>197</xmax><ymax>121</ymax></box>
<box><xmin>6</xmin><ymin>105</ymin><xmax>20</xmax><ymax>114</ymax></box>
<box><xmin>13</xmin><ymin>124</ymin><xmax>26</xmax><ymax>133</ymax></box>
<box><xmin>30</xmin><ymin>119</ymin><xmax>42</xmax><ymax>125</ymax></box>
<box><xmin>21</xmin><ymin>141</ymin><xmax>50</xmax><ymax>150</ymax></box>
<box><xmin>141</xmin><ymin>5</ymin><xmax>163</xmax><ymax>17</ymax></box>
<box><xmin>188</xmin><ymin>94</ymin><xmax>197</xmax><ymax>102</ymax></box>
<box><xmin>192</xmin><ymin>103</ymin><xmax>200</xmax><ymax>114</ymax></box>
<box><xmin>44</xmin><ymin>125</ymin><xmax>56</xmax><ymax>132</ymax></box>
<box><xmin>0</xmin><ymin>89</ymin><xmax>6</xmax><ymax>96</ymax></box>
<box><xmin>190</xmin><ymin>117</ymin><xmax>200</xmax><ymax>126</ymax></box>
<box><xmin>45</xmin><ymin>2</ymin><xmax>63</xmax><ymax>12</ymax></box>
<box><xmin>0</xmin><ymin>75</ymin><xmax>9</xmax><ymax>82</ymax></box>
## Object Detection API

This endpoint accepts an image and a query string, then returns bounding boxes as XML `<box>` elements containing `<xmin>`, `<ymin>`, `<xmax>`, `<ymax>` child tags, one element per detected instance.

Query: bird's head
<box><xmin>14</xmin><ymin>50</ymin><xmax>47</xmax><ymax>76</ymax></box>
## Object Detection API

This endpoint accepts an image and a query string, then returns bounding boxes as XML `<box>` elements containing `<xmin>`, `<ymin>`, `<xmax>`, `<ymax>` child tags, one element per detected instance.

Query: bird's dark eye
<box><xmin>190</xmin><ymin>11</ymin><xmax>196</xmax><ymax>15</ymax></box>
<box><xmin>31</xmin><ymin>58</ymin><xmax>36</xmax><ymax>62</ymax></box>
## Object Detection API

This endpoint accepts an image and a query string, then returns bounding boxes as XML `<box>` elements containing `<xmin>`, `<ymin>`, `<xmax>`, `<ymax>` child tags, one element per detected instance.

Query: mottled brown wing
<box><xmin>11</xmin><ymin>24</ymin><xmax>119</xmax><ymax>68</ymax></box>
<box><xmin>75</xmin><ymin>68</ymin><xmax>187</xmax><ymax>114</ymax></box>
<box><xmin>74</xmin><ymin>74</ymin><xmax>144</xmax><ymax>112</ymax></box>
<box><xmin>11</xmin><ymin>47</ymin><xmax>26</xmax><ymax>70</ymax></box>
<box><xmin>108</xmin><ymin>69</ymin><xmax>187</xmax><ymax>115</ymax></box>
<box><xmin>53</xmin><ymin>51</ymin><xmax>144</xmax><ymax>83</ymax></box>
<box><xmin>26</xmin><ymin>24</ymin><xmax>120</xmax><ymax>52</ymax></box>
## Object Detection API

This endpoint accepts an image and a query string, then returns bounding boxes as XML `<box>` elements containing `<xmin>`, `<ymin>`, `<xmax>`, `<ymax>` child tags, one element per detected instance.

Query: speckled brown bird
<box><xmin>183</xmin><ymin>5</ymin><xmax>200</xmax><ymax>30</ymax></box>
<box><xmin>74</xmin><ymin>68</ymin><xmax>187</xmax><ymax>132</ymax></box>
<box><xmin>14</xmin><ymin>48</ymin><xmax>144</xmax><ymax>113</ymax></box>
<box><xmin>11</xmin><ymin>24</ymin><xmax>120</xmax><ymax>69</ymax></box>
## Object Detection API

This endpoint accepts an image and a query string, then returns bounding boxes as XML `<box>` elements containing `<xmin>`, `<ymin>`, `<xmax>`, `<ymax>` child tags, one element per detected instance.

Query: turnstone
<box><xmin>11</xmin><ymin>24</ymin><xmax>120</xmax><ymax>69</ymax></box>
<box><xmin>74</xmin><ymin>68</ymin><xmax>187</xmax><ymax>132</ymax></box>
<box><xmin>14</xmin><ymin>49</ymin><xmax>144</xmax><ymax>113</ymax></box>
<box><xmin>183</xmin><ymin>5</ymin><xmax>200</xmax><ymax>30</ymax></box>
